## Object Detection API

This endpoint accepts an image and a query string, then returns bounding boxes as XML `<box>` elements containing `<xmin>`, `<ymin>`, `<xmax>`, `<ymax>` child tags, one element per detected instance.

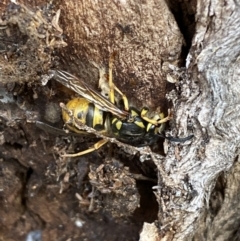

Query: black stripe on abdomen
<box><xmin>86</xmin><ymin>103</ymin><xmax>95</xmax><ymax>128</ymax></box>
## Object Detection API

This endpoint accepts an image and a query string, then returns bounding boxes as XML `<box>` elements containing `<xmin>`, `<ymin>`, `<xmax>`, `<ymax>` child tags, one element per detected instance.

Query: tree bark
<box><xmin>1</xmin><ymin>0</ymin><xmax>240</xmax><ymax>240</ymax></box>
<box><xmin>156</xmin><ymin>0</ymin><xmax>240</xmax><ymax>240</ymax></box>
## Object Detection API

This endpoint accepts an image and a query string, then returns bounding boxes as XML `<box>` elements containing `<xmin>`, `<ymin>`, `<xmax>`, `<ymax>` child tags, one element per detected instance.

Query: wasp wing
<box><xmin>49</xmin><ymin>70</ymin><xmax>128</xmax><ymax>119</ymax></box>
<box><xmin>36</xmin><ymin>121</ymin><xmax>91</xmax><ymax>136</ymax></box>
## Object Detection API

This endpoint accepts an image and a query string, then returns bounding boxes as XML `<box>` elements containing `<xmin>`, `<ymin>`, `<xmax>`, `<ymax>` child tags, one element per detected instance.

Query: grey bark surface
<box><xmin>158</xmin><ymin>1</ymin><xmax>240</xmax><ymax>240</ymax></box>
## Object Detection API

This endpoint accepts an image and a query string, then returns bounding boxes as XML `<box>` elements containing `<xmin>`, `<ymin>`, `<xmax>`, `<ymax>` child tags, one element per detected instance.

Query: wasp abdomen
<box><xmin>62</xmin><ymin>97</ymin><xmax>105</xmax><ymax>131</ymax></box>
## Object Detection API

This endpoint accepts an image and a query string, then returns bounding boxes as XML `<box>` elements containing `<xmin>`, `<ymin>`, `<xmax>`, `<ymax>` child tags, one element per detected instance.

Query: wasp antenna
<box><xmin>160</xmin><ymin>134</ymin><xmax>194</xmax><ymax>143</ymax></box>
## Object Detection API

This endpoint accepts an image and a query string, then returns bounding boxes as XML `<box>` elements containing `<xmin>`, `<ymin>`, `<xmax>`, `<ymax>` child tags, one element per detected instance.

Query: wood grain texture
<box><xmin>56</xmin><ymin>0</ymin><xmax>183</xmax><ymax>109</ymax></box>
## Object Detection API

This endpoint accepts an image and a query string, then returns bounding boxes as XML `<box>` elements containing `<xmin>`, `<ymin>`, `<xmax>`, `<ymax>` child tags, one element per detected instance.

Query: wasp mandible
<box><xmin>46</xmin><ymin>54</ymin><xmax>192</xmax><ymax>157</ymax></box>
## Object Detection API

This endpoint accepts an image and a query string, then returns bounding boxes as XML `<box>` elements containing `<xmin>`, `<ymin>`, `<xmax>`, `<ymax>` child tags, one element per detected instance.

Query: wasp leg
<box><xmin>61</xmin><ymin>139</ymin><xmax>108</xmax><ymax>157</ymax></box>
<box><xmin>141</xmin><ymin>108</ymin><xmax>172</xmax><ymax>125</ymax></box>
<box><xmin>109</xmin><ymin>52</ymin><xmax>115</xmax><ymax>104</ymax></box>
<box><xmin>108</xmin><ymin>53</ymin><xmax>129</xmax><ymax>111</ymax></box>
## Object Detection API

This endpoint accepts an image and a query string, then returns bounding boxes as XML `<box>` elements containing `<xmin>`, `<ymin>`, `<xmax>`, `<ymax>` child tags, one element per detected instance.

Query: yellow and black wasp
<box><xmin>37</xmin><ymin>55</ymin><xmax>193</xmax><ymax>157</ymax></box>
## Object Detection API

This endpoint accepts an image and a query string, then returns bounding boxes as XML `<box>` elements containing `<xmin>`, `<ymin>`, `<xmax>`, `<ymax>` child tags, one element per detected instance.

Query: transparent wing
<box><xmin>36</xmin><ymin>121</ymin><xmax>89</xmax><ymax>136</ymax></box>
<box><xmin>49</xmin><ymin>70</ymin><xmax>128</xmax><ymax>119</ymax></box>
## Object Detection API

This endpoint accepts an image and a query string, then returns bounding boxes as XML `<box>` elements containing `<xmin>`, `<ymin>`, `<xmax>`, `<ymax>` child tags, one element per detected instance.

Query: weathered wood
<box><xmin>155</xmin><ymin>1</ymin><xmax>240</xmax><ymax>240</ymax></box>
<box><xmin>1</xmin><ymin>0</ymin><xmax>240</xmax><ymax>240</ymax></box>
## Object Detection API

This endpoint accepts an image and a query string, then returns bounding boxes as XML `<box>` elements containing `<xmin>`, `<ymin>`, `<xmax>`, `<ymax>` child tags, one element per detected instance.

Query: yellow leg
<box><xmin>109</xmin><ymin>52</ymin><xmax>115</xmax><ymax>104</ymax></box>
<box><xmin>108</xmin><ymin>52</ymin><xmax>129</xmax><ymax>111</ymax></box>
<box><xmin>62</xmin><ymin>139</ymin><xmax>108</xmax><ymax>157</ymax></box>
<box><xmin>141</xmin><ymin>108</ymin><xmax>172</xmax><ymax>126</ymax></box>
<box><xmin>113</xmin><ymin>85</ymin><xmax>129</xmax><ymax>111</ymax></box>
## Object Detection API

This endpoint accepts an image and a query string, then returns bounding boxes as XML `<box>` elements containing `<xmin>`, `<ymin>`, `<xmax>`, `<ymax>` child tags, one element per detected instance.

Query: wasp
<box><xmin>41</xmin><ymin>55</ymin><xmax>193</xmax><ymax>157</ymax></box>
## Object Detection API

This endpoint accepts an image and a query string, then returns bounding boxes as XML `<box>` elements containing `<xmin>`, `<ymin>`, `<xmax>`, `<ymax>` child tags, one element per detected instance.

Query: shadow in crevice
<box><xmin>166</xmin><ymin>0</ymin><xmax>197</xmax><ymax>64</ymax></box>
